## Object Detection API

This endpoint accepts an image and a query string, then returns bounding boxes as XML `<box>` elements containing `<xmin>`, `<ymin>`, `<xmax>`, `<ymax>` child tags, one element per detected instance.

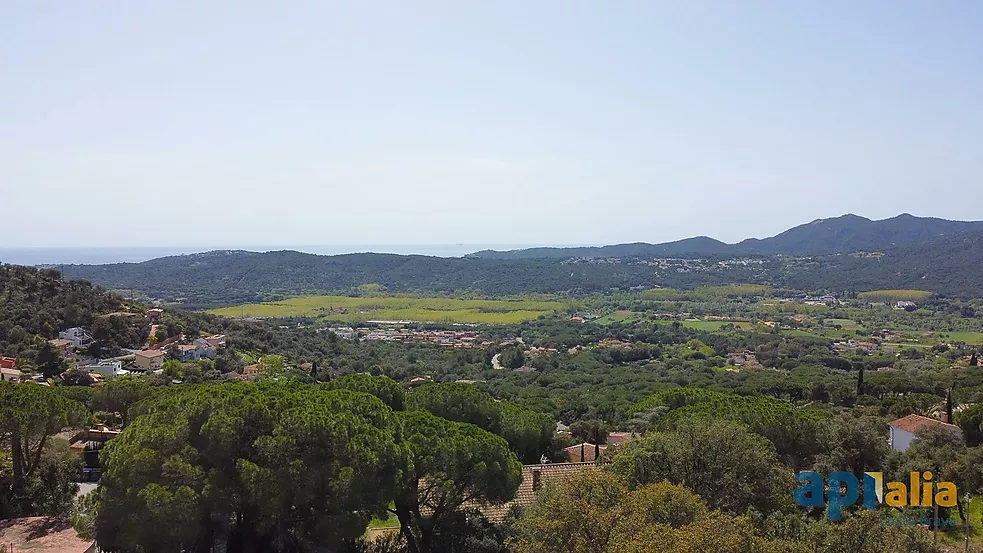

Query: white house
<box><xmin>888</xmin><ymin>414</ymin><xmax>962</xmax><ymax>452</ymax></box>
<box><xmin>59</xmin><ymin>327</ymin><xmax>94</xmax><ymax>348</ymax></box>
<box><xmin>192</xmin><ymin>339</ymin><xmax>220</xmax><ymax>359</ymax></box>
<box><xmin>1</xmin><ymin>367</ymin><xmax>23</xmax><ymax>382</ymax></box>
<box><xmin>81</xmin><ymin>360</ymin><xmax>129</xmax><ymax>380</ymax></box>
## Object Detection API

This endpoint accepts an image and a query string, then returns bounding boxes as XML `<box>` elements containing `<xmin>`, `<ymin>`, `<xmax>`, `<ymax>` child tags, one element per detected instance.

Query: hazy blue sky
<box><xmin>3</xmin><ymin>1</ymin><xmax>981</xmax><ymax>248</ymax></box>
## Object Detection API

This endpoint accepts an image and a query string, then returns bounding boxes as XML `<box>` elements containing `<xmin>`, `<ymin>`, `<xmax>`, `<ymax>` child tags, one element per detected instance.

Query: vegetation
<box><xmin>8</xmin><ymin>260</ymin><xmax>983</xmax><ymax>552</ymax></box>
<box><xmin>858</xmin><ymin>290</ymin><xmax>934</xmax><ymax>302</ymax></box>
<box><xmin>208</xmin><ymin>294</ymin><xmax>564</xmax><ymax>324</ymax></box>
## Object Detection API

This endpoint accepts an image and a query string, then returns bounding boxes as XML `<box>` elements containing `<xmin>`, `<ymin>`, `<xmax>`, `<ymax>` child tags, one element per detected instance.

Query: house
<box><xmin>896</xmin><ymin>301</ymin><xmax>917</xmax><ymax>310</ymax></box>
<box><xmin>70</xmin><ymin>424</ymin><xmax>122</xmax><ymax>482</ymax></box>
<box><xmin>133</xmin><ymin>349</ymin><xmax>166</xmax><ymax>371</ymax></box>
<box><xmin>0</xmin><ymin>355</ymin><xmax>16</xmax><ymax>370</ymax></box>
<box><xmin>192</xmin><ymin>338</ymin><xmax>220</xmax><ymax>359</ymax></box>
<box><xmin>464</xmin><ymin>463</ymin><xmax>596</xmax><ymax>523</ymax></box>
<box><xmin>606</xmin><ymin>432</ymin><xmax>635</xmax><ymax>446</ymax></box>
<box><xmin>202</xmin><ymin>334</ymin><xmax>227</xmax><ymax>348</ymax></box>
<box><xmin>564</xmin><ymin>442</ymin><xmax>608</xmax><ymax>463</ymax></box>
<box><xmin>147</xmin><ymin>308</ymin><xmax>164</xmax><ymax>320</ymax></box>
<box><xmin>1</xmin><ymin>367</ymin><xmax>23</xmax><ymax>382</ymax></box>
<box><xmin>888</xmin><ymin>414</ymin><xmax>962</xmax><ymax>452</ymax></box>
<box><xmin>48</xmin><ymin>338</ymin><xmax>75</xmax><ymax>356</ymax></box>
<box><xmin>174</xmin><ymin>344</ymin><xmax>203</xmax><ymax>362</ymax></box>
<box><xmin>81</xmin><ymin>360</ymin><xmax>129</xmax><ymax>380</ymax></box>
<box><xmin>59</xmin><ymin>327</ymin><xmax>93</xmax><ymax>348</ymax></box>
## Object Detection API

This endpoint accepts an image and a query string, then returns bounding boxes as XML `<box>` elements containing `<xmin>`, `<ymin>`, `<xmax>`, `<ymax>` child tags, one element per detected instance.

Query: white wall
<box><xmin>890</xmin><ymin>427</ymin><xmax>916</xmax><ymax>452</ymax></box>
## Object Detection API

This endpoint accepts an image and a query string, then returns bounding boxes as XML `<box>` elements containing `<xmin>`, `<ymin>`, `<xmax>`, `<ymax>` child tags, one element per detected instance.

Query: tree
<box><xmin>35</xmin><ymin>340</ymin><xmax>65</xmax><ymax>378</ymax></box>
<box><xmin>498</xmin><ymin>403</ymin><xmax>554</xmax><ymax>464</ymax></box>
<box><xmin>394</xmin><ymin>410</ymin><xmax>521</xmax><ymax>553</ymax></box>
<box><xmin>406</xmin><ymin>383</ymin><xmax>502</xmax><ymax>434</ymax></box>
<box><xmin>812</xmin><ymin>415</ymin><xmax>889</xmax><ymax>477</ymax></box>
<box><xmin>0</xmin><ymin>382</ymin><xmax>89</xmax><ymax>517</ymax></box>
<box><xmin>610</xmin><ymin>418</ymin><xmax>793</xmax><ymax>516</ymax></box>
<box><xmin>956</xmin><ymin>403</ymin><xmax>983</xmax><ymax>446</ymax></box>
<box><xmin>62</xmin><ymin>368</ymin><xmax>95</xmax><ymax>387</ymax></box>
<box><xmin>856</xmin><ymin>367</ymin><xmax>865</xmax><ymax>396</ymax></box>
<box><xmin>970</xmin><ymin>353</ymin><xmax>979</xmax><ymax>367</ymax></box>
<box><xmin>95</xmin><ymin>383</ymin><xmax>402</xmax><ymax>553</ymax></box>
<box><xmin>569</xmin><ymin>419</ymin><xmax>609</xmax><ymax>461</ymax></box>
<box><xmin>90</xmin><ymin>379</ymin><xmax>155</xmax><ymax>428</ymax></box>
<box><xmin>946</xmin><ymin>389</ymin><xmax>954</xmax><ymax>425</ymax></box>
<box><xmin>325</xmin><ymin>373</ymin><xmax>405</xmax><ymax>410</ymax></box>
<box><xmin>512</xmin><ymin>467</ymin><xmax>626</xmax><ymax>553</ymax></box>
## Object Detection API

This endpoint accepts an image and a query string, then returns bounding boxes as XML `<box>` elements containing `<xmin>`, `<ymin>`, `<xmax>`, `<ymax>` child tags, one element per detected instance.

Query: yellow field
<box><xmin>857</xmin><ymin>290</ymin><xmax>933</xmax><ymax>302</ymax></box>
<box><xmin>641</xmin><ymin>284</ymin><xmax>770</xmax><ymax>301</ymax></box>
<box><xmin>208</xmin><ymin>295</ymin><xmax>566</xmax><ymax>324</ymax></box>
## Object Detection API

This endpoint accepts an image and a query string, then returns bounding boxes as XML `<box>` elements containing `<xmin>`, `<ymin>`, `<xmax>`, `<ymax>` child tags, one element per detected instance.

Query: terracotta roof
<box><xmin>465</xmin><ymin>463</ymin><xmax>596</xmax><ymax>523</ymax></box>
<box><xmin>0</xmin><ymin>356</ymin><xmax>17</xmax><ymax>369</ymax></box>
<box><xmin>607</xmin><ymin>432</ymin><xmax>634</xmax><ymax>445</ymax></box>
<box><xmin>135</xmin><ymin>349</ymin><xmax>166</xmax><ymax>359</ymax></box>
<box><xmin>888</xmin><ymin>414</ymin><xmax>959</xmax><ymax>433</ymax></box>
<box><xmin>0</xmin><ymin>517</ymin><xmax>93</xmax><ymax>553</ymax></box>
<box><xmin>564</xmin><ymin>442</ymin><xmax>608</xmax><ymax>462</ymax></box>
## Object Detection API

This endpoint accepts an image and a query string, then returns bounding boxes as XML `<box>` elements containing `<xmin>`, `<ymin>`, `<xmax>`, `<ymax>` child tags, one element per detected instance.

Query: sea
<box><xmin>0</xmin><ymin>244</ymin><xmax>563</xmax><ymax>266</ymax></box>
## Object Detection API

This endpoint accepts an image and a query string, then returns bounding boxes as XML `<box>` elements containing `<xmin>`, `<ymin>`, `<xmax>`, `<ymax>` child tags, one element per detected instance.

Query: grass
<box><xmin>368</xmin><ymin>507</ymin><xmax>400</xmax><ymax>529</ymax></box>
<box><xmin>208</xmin><ymin>295</ymin><xmax>566</xmax><ymax>324</ymax></box>
<box><xmin>941</xmin><ymin>332</ymin><xmax>983</xmax><ymax>345</ymax></box>
<box><xmin>640</xmin><ymin>284</ymin><xmax>770</xmax><ymax>301</ymax></box>
<box><xmin>857</xmin><ymin>289</ymin><xmax>934</xmax><ymax>302</ymax></box>
<box><xmin>653</xmin><ymin>319</ymin><xmax>753</xmax><ymax>331</ymax></box>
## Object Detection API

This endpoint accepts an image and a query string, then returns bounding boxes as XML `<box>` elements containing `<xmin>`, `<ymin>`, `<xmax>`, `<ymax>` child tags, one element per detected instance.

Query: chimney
<box><xmin>532</xmin><ymin>468</ymin><xmax>542</xmax><ymax>491</ymax></box>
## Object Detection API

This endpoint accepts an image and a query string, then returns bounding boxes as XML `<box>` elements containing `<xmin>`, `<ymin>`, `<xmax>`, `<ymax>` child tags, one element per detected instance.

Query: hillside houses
<box><xmin>59</xmin><ymin>327</ymin><xmax>94</xmax><ymax>348</ymax></box>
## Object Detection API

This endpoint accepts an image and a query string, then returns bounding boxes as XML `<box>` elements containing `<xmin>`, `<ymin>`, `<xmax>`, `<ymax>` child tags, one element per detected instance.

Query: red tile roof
<box><xmin>464</xmin><ymin>463</ymin><xmax>596</xmax><ymax>523</ymax></box>
<box><xmin>0</xmin><ymin>356</ymin><xmax>16</xmax><ymax>369</ymax></box>
<box><xmin>888</xmin><ymin>414</ymin><xmax>959</xmax><ymax>433</ymax></box>
<box><xmin>564</xmin><ymin>442</ymin><xmax>608</xmax><ymax>463</ymax></box>
<box><xmin>0</xmin><ymin>517</ymin><xmax>93</xmax><ymax>553</ymax></box>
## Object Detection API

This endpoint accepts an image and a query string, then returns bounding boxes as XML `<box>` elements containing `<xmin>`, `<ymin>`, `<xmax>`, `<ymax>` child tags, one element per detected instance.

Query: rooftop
<box><xmin>465</xmin><ymin>463</ymin><xmax>597</xmax><ymax>523</ymax></box>
<box><xmin>888</xmin><ymin>414</ymin><xmax>960</xmax><ymax>433</ymax></box>
<box><xmin>0</xmin><ymin>517</ymin><xmax>93</xmax><ymax>553</ymax></box>
<box><xmin>135</xmin><ymin>349</ymin><xmax>166</xmax><ymax>359</ymax></box>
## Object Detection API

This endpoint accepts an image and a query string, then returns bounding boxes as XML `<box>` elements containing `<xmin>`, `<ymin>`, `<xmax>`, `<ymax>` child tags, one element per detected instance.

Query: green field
<box><xmin>857</xmin><ymin>289</ymin><xmax>933</xmax><ymax>302</ymax></box>
<box><xmin>653</xmin><ymin>319</ymin><xmax>754</xmax><ymax>331</ymax></box>
<box><xmin>942</xmin><ymin>331</ymin><xmax>983</xmax><ymax>345</ymax></box>
<box><xmin>209</xmin><ymin>295</ymin><xmax>566</xmax><ymax>324</ymax></box>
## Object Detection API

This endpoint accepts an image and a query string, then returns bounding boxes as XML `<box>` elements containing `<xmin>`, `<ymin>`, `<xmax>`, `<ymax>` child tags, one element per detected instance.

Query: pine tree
<box><xmin>946</xmin><ymin>389</ymin><xmax>954</xmax><ymax>424</ymax></box>
<box><xmin>856</xmin><ymin>367</ymin><xmax>865</xmax><ymax>396</ymax></box>
<box><xmin>970</xmin><ymin>353</ymin><xmax>978</xmax><ymax>367</ymax></box>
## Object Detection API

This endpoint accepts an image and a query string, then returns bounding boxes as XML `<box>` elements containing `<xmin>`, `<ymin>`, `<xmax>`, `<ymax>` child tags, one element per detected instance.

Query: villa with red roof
<box><xmin>888</xmin><ymin>414</ymin><xmax>962</xmax><ymax>452</ymax></box>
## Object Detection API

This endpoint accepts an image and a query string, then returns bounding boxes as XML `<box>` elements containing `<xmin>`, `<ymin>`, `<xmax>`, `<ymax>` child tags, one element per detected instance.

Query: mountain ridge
<box><xmin>47</xmin><ymin>214</ymin><xmax>983</xmax><ymax>303</ymax></box>
<box><xmin>468</xmin><ymin>214</ymin><xmax>983</xmax><ymax>259</ymax></box>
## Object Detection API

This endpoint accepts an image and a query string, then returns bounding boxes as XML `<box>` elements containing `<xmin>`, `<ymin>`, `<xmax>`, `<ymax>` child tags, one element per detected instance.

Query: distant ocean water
<box><xmin>0</xmin><ymin>244</ymin><xmax>562</xmax><ymax>266</ymax></box>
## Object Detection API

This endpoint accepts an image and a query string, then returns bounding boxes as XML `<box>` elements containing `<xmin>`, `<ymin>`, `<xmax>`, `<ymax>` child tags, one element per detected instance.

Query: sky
<box><xmin>2</xmin><ymin>1</ymin><xmax>982</xmax><ymax>249</ymax></box>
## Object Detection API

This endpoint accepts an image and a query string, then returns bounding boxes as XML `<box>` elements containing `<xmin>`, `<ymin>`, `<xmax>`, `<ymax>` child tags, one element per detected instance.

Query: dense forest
<box><xmin>59</xmin><ymin>224</ymin><xmax>983</xmax><ymax>304</ymax></box>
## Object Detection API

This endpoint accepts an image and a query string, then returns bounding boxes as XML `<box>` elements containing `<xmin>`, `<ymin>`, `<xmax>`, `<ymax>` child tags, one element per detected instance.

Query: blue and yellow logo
<box><xmin>795</xmin><ymin>471</ymin><xmax>957</xmax><ymax>520</ymax></box>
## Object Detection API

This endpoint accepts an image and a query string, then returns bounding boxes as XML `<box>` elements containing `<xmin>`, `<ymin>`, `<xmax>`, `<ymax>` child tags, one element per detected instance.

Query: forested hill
<box><xmin>0</xmin><ymin>265</ymin><xmax>125</xmax><ymax>358</ymax></box>
<box><xmin>469</xmin><ymin>213</ymin><xmax>983</xmax><ymax>259</ymax></box>
<box><xmin>62</xmin><ymin>250</ymin><xmax>773</xmax><ymax>306</ymax></box>
<box><xmin>56</xmin><ymin>228</ymin><xmax>983</xmax><ymax>304</ymax></box>
<box><xmin>468</xmin><ymin>237</ymin><xmax>729</xmax><ymax>259</ymax></box>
